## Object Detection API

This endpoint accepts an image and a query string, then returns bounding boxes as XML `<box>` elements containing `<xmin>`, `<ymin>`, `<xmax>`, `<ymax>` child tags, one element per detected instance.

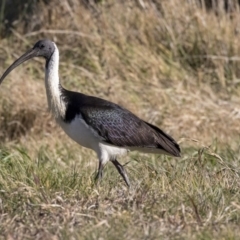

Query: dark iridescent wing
<box><xmin>63</xmin><ymin>91</ymin><xmax>180</xmax><ymax>157</ymax></box>
<box><xmin>80</xmin><ymin>98</ymin><xmax>180</xmax><ymax>156</ymax></box>
<box><xmin>81</xmin><ymin>105</ymin><xmax>155</xmax><ymax>146</ymax></box>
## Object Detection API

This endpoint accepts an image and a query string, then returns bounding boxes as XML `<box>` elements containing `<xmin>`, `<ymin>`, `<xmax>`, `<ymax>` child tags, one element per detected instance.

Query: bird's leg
<box><xmin>95</xmin><ymin>161</ymin><xmax>104</xmax><ymax>183</ymax></box>
<box><xmin>111</xmin><ymin>159</ymin><xmax>130</xmax><ymax>187</ymax></box>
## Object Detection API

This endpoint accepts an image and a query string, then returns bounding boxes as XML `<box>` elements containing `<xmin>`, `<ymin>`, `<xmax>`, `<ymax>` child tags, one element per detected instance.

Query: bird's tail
<box><xmin>145</xmin><ymin>122</ymin><xmax>181</xmax><ymax>157</ymax></box>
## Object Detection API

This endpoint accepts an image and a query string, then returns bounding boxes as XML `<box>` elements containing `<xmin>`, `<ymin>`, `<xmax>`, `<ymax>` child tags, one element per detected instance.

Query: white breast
<box><xmin>58</xmin><ymin>116</ymin><xmax>100</xmax><ymax>150</ymax></box>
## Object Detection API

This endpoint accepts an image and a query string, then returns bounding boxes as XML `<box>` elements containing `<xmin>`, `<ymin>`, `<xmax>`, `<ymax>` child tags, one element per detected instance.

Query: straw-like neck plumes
<box><xmin>44</xmin><ymin>43</ymin><xmax>66</xmax><ymax>119</ymax></box>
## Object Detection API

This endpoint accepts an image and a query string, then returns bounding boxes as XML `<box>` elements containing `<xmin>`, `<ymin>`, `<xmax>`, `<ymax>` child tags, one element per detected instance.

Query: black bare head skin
<box><xmin>33</xmin><ymin>39</ymin><xmax>55</xmax><ymax>60</ymax></box>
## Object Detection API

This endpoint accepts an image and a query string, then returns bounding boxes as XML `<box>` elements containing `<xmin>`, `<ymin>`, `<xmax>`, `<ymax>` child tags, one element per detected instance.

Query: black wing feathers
<box><xmin>62</xmin><ymin>89</ymin><xmax>180</xmax><ymax>157</ymax></box>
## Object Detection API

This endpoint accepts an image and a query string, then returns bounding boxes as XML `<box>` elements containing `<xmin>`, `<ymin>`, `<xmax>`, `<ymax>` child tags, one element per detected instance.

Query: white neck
<box><xmin>44</xmin><ymin>43</ymin><xmax>65</xmax><ymax>119</ymax></box>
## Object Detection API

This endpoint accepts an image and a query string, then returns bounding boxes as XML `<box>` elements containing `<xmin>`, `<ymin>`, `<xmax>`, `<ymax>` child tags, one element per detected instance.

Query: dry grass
<box><xmin>0</xmin><ymin>0</ymin><xmax>240</xmax><ymax>239</ymax></box>
<box><xmin>0</xmin><ymin>145</ymin><xmax>240</xmax><ymax>239</ymax></box>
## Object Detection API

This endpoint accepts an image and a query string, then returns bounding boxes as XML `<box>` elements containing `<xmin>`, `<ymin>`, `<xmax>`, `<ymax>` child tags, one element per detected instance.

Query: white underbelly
<box><xmin>58</xmin><ymin>117</ymin><xmax>99</xmax><ymax>150</ymax></box>
<box><xmin>57</xmin><ymin>117</ymin><xmax>129</xmax><ymax>164</ymax></box>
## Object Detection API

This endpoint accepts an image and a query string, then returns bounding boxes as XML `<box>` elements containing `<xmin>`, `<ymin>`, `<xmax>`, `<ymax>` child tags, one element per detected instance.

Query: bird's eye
<box><xmin>40</xmin><ymin>44</ymin><xmax>45</xmax><ymax>49</ymax></box>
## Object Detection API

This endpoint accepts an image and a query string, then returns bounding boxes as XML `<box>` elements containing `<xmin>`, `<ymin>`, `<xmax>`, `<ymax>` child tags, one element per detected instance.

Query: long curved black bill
<box><xmin>0</xmin><ymin>48</ymin><xmax>38</xmax><ymax>85</ymax></box>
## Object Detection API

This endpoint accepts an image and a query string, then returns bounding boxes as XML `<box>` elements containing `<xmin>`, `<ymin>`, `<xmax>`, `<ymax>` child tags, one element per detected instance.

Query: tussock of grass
<box><xmin>1</xmin><ymin>0</ymin><xmax>240</xmax><ymax>239</ymax></box>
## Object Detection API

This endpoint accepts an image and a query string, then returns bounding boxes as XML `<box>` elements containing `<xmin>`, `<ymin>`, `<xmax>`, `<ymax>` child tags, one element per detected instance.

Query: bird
<box><xmin>0</xmin><ymin>39</ymin><xmax>181</xmax><ymax>187</ymax></box>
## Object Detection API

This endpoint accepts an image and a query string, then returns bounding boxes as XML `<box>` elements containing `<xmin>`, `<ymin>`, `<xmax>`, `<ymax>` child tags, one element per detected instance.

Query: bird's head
<box><xmin>33</xmin><ymin>39</ymin><xmax>55</xmax><ymax>60</ymax></box>
<box><xmin>0</xmin><ymin>39</ymin><xmax>55</xmax><ymax>85</ymax></box>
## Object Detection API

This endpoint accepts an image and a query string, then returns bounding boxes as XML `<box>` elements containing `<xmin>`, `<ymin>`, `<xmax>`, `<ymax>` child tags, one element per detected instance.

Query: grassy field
<box><xmin>0</xmin><ymin>0</ymin><xmax>240</xmax><ymax>239</ymax></box>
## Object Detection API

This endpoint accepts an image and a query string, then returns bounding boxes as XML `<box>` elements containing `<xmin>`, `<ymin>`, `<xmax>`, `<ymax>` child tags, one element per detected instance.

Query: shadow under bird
<box><xmin>0</xmin><ymin>39</ymin><xmax>181</xmax><ymax>187</ymax></box>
